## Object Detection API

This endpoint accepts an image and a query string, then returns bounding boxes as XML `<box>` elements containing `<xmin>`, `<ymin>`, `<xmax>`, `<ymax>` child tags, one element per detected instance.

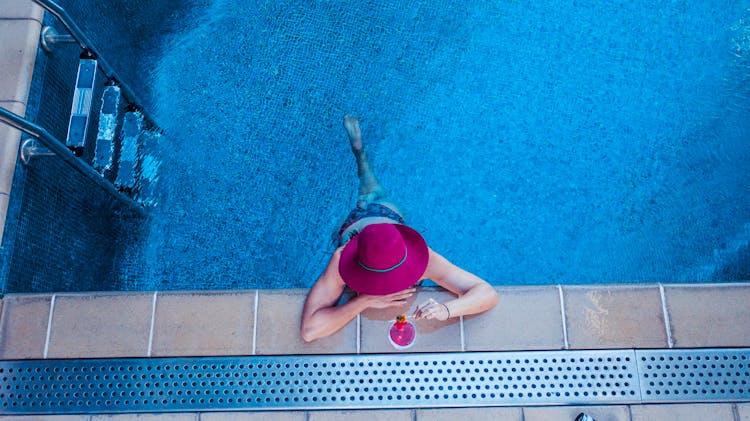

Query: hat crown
<box><xmin>357</xmin><ymin>224</ymin><xmax>407</xmax><ymax>272</ymax></box>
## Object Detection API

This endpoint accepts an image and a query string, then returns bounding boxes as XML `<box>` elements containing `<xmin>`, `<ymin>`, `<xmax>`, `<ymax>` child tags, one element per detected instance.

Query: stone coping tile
<box><xmin>416</xmin><ymin>407</ymin><xmax>523</xmax><ymax>420</ymax></box>
<box><xmin>0</xmin><ymin>101</ymin><xmax>26</xmax><ymax>196</ymax></box>
<box><xmin>91</xmin><ymin>415</ymin><xmax>198</xmax><ymax>420</ymax></box>
<box><xmin>256</xmin><ymin>289</ymin><xmax>356</xmax><ymax>355</ymax></box>
<box><xmin>630</xmin><ymin>403</ymin><xmax>735</xmax><ymax>420</ymax></box>
<box><xmin>523</xmin><ymin>405</ymin><xmax>630</xmax><ymax>421</ymax></box>
<box><xmin>0</xmin><ymin>294</ymin><xmax>51</xmax><ymax>359</ymax></box>
<box><xmin>464</xmin><ymin>286</ymin><xmax>564</xmax><ymax>351</ymax></box>
<box><xmin>203</xmin><ymin>412</ymin><xmax>306</xmax><ymax>421</ymax></box>
<box><xmin>48</xmin><ymin>292</ymin><xmax>152</xmax><ymax>358</ymax></box>
<box><xmin>152</xmin><ymin>291</ymin><xmax>254</xmax><ymax>357</ymax></box>
<box><xmin>0</xmin><ymin>19</ymin><xmax>41</xmax><ymax>103</ymax></box>
<box><xmin>664</xmin><ymin>285</ymin><xmax>750</xmax><ymax>347</ymax></box>
<box><xmin>563</xmin><ymin>285</ymin><xmax>667</xmax><ymax>349</ymax></box>
<box><xmin>360</xmin><ymin>288</ymin><xmax>461</xmax><ymax>353</ymax></box>
<box><xmin>0</xmin><ymin>0</ymin><xmax>44</xmax><ymax>21</ymax></box>
<box><xmin>309</xmin><ymin>409</ymin><xmax>412</xmax><ymax>421</ymax></box>
<box><xmin>739</xmin><ymin>403</ymin><xmax>750</xmax><ymax>421</ymax></box>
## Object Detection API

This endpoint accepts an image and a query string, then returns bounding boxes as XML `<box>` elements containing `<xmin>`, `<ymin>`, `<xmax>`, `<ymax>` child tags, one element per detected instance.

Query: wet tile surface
<box><xmin>0</xmin><ymin>294</ymin><xmax>51</xmax><ymax>359</ymax></box>
<box><xmin>47</xmin><ymin>293</ymin><xmax>152</xmax><ymax>358</ymax></box>
<box><xmin>152</xmin><ymin>291</ymin><xmax>254</xmax><ymax>356</ymax></box>
<box><xmin>309</xmin><ymin>409</ymin><xmax>412</xmax><ymax>421</ymax></box>
<box><xmin>524</xmin><ymin>405</ymin><xmax>630</xmax><ymax>421</ymax></box>
<box><xmin>464</xmin><ymin>286</ymin><xmax>564</xmax><ymax>351</ymax></box>
<box><xmin>0</xmin><ymin>20</ymin><xmax>41</xmax><ymax>103</ymax></box>
<box><xmin>360</xmin><ymin>288</ymin><xmax>461</xmax><ymax>353</ymax></box>
<box><xmin>630</xmin><ymin>403</ymin><xmax>735</xmax><ymax>420</ymax></box>
<box><xmin>665</xmin><ymin>285</ymin><xmax>750</xmax><ymax>347</ymax></box>
<box><xmin>416</xmin><ymin>407</ymin><xmax>523</xmax><ymax>421</ymax></box>
<box><xmin>256</xmin><ymin>289</ymin><xmax>357</xmax><ymax>355</ymax></box>
<box><xmin>563</xmin><ymin>285</ymin><xmax>667</xmax><ymax>349</ymax></box>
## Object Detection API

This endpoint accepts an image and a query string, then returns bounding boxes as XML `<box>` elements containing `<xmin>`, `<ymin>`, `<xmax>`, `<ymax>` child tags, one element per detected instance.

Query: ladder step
<box><xmin>93</xmin><ymin>84</ymin><xmax>120</xmax><ymax>172</ymax></box>
<box><xmin>114</xmin><ymin>110</ymin><xmax>142</xmax><ymax>191</ymax></box>
<box><xmin>65</xmin><ymin>56</ymin><xmax>97</xmax><ymax>156</ymax></box>
<box><xmin>137</xmin><ymin>130</ymin><xmax>161</xmax><ymax>206</ymax></box>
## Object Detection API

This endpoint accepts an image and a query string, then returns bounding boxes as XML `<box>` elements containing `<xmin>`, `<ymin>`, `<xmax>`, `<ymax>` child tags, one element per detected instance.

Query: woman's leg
<box><xmin>343</xmin><ymin>115</ymin><xmax>388</xmax><ymax>207</ymax></box>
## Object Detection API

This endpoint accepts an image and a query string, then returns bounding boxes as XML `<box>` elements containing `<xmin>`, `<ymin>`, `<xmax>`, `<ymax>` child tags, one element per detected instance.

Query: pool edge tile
<box><xmin>464</xmin><ymin>285</ymin><xmax>564</xmax><ymax>351</ymax></box>
<box><xmin>416</xmin><ymin>407</ymin><xmax>523</xmax><ymax>421</ymax></box>
<box><xmin>202</xmin><ymin>411</ymin><xmax>306</xmax><ymax>421</ymax></box>
<box><xmin>0</xmin><ymin>0</ymin><xmax>44</xmax><ymax>21</ymax></box>
<box><xmin>523</xmin><ymin>405</ymin><xmax>631</xmax><ymax>421</ymax></box>
<box><xmin>90</xmin><ymin>414</ymin><xmax>198</xmax><ymax>420</ymax></box>
<box><xmin>630</xmin><ymin>403</ymin><xmax>735</xmax><ymax>420</ymax></box>
<box><xmin>360</xmin><ymin>288</ymin><xmax>461</xmax><ymax>354</ymax></box>
<box><xmin>563</xmin><ymin>285</ymin><xmax>668</xmax><ymax>349</ymax></box>
<box><xmin>47</xmin><ymin>292</ymin><xmax>153</xmax><ymax>358</ymax></box>
<box><xmin>0</xmin><ymin>293</ymin><xmax>52</xmax><ymax>359</ymax></box>
<box><xmin>664</xmin><ymin>284</ymin><xmax>750</xmax><ymax>348</ymax></box>
<box><xmin>309</xmin><ymin>409</ymin><xmax>413</xmax><ymax>421</ymax></box>
<box><xmin>151</xmin><ymin>290</ymin><xmax>255</xmax><ymax>357</ymax></box>
<box><xmin>737</xmin><ymin>402</ymin><xmax>750</xmax><ymax>421</ymax></box>
<box><xmin>0</xmin><ymin>19</ymin><xmax>41</xmax><ymax>104</ymax></box>
<box><xmin>255</xmin><ymin>289</ymin><xmax>357</xmax><ymax>355</ymax></box>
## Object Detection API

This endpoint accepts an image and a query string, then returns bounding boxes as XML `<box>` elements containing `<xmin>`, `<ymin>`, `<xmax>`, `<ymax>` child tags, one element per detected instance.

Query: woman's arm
<box><xmin>300</xmin><ymin>249</ymin><xmax>415</xmax><ymax>342</ymax></box>
<box><xmin>414</xmin><ymin>248</ymin><xmax>499</xmax><ymax>321</ymax></box>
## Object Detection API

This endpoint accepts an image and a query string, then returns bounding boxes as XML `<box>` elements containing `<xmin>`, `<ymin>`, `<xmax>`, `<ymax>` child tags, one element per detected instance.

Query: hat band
<box><xmin>357</xmin><ymin>249</ymin><xmax>408</xmax><ymax>273</ymax></box>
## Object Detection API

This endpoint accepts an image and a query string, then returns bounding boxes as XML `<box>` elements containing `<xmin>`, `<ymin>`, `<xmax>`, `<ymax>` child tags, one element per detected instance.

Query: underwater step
<box><xmin>0</xmin><ymin>348</ymin><xmax>748</xmax><ymax>414</ymax></box>
<box><xmin>93</xmin><ymin>84</ymin><xmax>121</xmax><ymax>173</ymax></box>
<box><xmin>137</xmin><ymin>130</ymin><xmax>161</xmax><ymax>206</ymax></box>
<box><xmin>65</xmin><ymin>53</ymin><xmax>98</xmax><ymax>156</ymax></box>
<box><xmin>115</xmin><ymin>110</ymin><xmax>142</xmax><ymax>191</ymax></box>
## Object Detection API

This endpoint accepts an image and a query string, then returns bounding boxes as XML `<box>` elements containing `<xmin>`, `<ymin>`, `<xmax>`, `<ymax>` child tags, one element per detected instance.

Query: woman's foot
<box><xmin>343</xmin><ymin>115</ymin><xmax>363</xmax><ymax>152</ymax></box>
<box><xmin>343</xmin><ymin>115</ymin><xmax>388</xmax><ymax>205</ymax></box>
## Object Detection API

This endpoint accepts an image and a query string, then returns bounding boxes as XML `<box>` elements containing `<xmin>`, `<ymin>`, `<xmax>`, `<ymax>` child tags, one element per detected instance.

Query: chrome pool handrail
<box><xmin>30</xmin><ymin>0</ymin><xmax>162</xmax><ymax>133</ymax></box>
<box><xmin>0</xmin><ymin>107</ymin><xmax>148</xmax><ymax>217</ymax></box>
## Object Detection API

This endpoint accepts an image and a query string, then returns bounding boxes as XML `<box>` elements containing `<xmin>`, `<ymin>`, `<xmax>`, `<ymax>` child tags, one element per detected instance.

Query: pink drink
<box><xmin>388</xmin><ymin>315</ymin><xmax>416</xmax><ymax>349</ymax></box>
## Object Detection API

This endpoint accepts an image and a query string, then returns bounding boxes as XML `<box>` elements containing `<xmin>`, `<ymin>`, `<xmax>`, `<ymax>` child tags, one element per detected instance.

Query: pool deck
<box><xmin>0</xmin><ymin>0</ymin><xmax>43</xmax><ymax>245</ymax></box>
<box><xmin>2</xmin><ymin>3</ymin><xmax>750</xmax><ymax>420</ymax></box>
<box><xmin>1</xmin><ymin>283</ymin><xmax>750</xmax><ymax>420</ymax></box>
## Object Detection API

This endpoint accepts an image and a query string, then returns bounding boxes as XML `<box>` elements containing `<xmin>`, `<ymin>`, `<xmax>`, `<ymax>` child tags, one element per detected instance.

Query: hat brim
<box><xmin>338</xmin><ymin>224</ymin><xmax>429</xmax><ymax>295</ymax></box>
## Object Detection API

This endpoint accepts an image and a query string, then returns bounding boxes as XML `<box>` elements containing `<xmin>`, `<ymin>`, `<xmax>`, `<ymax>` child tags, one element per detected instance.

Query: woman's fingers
<box><xmin>413</xmin><ymin>298</ymin><xmax>437</xmax><ymax>319</ymax></box>
<box><xmin>387</xmin><ymin>289</ymin><xmax>414</xmax><ymax>303</ymax></box>
<box><xmin>393</xmin><ymin>288</ymin><xmax>416</xmax><ymax>298</ymax></box>
<box><xmin>412</xmin><ymin>298</ymin><xmax>450</xmax><ymax>321</ymax></box>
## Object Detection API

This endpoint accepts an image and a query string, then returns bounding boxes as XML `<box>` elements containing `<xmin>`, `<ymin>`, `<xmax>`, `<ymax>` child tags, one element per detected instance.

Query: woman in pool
<box><xmin>300</xmin><ymin>116</ymin><xmax>499</xmax><ymax>342</ymax></box>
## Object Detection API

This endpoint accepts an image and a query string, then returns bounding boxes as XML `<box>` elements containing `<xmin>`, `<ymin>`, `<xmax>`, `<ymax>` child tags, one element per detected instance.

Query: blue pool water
<box><xmin>136</xmin><ymin>1</ymin><xmax>750</xmax><ymax>289</ymax></box>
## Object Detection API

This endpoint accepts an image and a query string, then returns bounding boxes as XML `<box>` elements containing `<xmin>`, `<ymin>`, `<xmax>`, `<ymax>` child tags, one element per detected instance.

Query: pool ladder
<box><xmin>1</xmin><ymin>0</ymin><xmax>164</xmax><ymax>211</ymax></box>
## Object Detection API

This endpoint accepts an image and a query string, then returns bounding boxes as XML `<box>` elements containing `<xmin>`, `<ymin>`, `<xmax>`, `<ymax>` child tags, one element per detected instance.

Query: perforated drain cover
<box><xmin>1</xmin><ymin>348</ymin><xmax>748</xmax><ymax>414</ymax></box>
<box><xmin>637</xmin><ymin>348</ymin><xmax>750</xmax><ymax>402</ymax></box>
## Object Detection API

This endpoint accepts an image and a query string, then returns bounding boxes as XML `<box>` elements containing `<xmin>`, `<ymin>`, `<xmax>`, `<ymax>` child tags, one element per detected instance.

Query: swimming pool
<box><xmin>117</xmin><ymin>1</ymin><xmax>750</xmax><ymax>290</ymax></box>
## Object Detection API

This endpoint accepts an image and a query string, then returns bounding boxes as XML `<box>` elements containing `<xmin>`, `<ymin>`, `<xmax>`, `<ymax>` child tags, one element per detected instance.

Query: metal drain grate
<box><xmin>1</xmin><ymin>348</ymin><xmax>748</xmax><ymax>415</ymax></box>
<box><xmin>636</xmin><ymin>348</ymin><xmax>750</xmax><ymax>402</ymax></box>
<box><xmin>1</xmin><ymin>350</ymin><xmax>636</xmax><ymax>414</ymax></box>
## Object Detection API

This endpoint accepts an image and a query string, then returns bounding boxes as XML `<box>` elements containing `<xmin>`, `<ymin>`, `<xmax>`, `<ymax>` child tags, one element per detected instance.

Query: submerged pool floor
<box><xmin>130</xmin><ymin>1</ymin><xmax>750</xmax><ymax>290</ymax></box>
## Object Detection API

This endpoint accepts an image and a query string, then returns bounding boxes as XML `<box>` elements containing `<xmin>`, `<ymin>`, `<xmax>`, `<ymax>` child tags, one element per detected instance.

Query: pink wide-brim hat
<box><xmin>339</xmin><ymin>223</ymin><xmax>429</xmax><ymax>295</ymax></box>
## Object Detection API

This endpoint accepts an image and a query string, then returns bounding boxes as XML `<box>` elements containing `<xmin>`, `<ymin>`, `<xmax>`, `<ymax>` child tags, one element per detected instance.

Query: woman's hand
<box><xmin>360</xmin><ymin>288</ymin><xmax>416</xmax><ymax>309</ymax></box>
<box><xmin>413</xmin><ymin>298</ymin><xmax>450</xmax><ymax>321</ymax></box>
